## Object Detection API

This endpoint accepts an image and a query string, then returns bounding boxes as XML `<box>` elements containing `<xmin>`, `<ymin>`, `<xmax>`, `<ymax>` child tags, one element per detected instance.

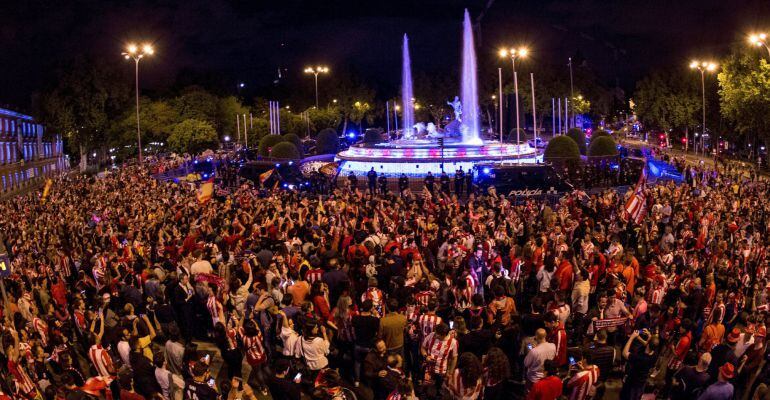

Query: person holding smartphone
<box><xmin>267</xmin><ymin>357</ymin><xmax>302</xmax><ymax>400</ymax></box>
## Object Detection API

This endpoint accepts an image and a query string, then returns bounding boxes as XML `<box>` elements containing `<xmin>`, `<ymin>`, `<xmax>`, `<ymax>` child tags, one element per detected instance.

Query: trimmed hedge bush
<box><xmin>316</xmin><ymin>128</ymin><xmax>339</xmax><ymax>155</ymax></box>
<box><xmin>282</xmin><ymin>133</ymin><xmax>303</xmax><ymax>157</ymax></box>
<box><xmin>544</xmin><ymin>135</ymin><xmax>581</xmax><ymax>163</ymax></box>
<box><xmin>258</xmin><ymin>135</ymin><xmax>286</xmax><ymax>157</ymax></box>
<box><xmin>590</xmin><ymin>129</ymin><xmax>611</xmax><ymax>144</ymax></box>
<box><xmin>567</xmin><ymin>128</ymin><xmax>587</xmax><ymax>155</ymax></box>
<box><xmin>269</xmin><ymin>142</ymin><xmax>301</xmax><ymax>159</ymax></box>
<box><xmin>364</xmin><ymin>129</ymin><xmax>385</xmax><ymax>144</ymax></box>
<box><xmin>587</xmin><ymin>135</ymin><xmax>618</xmax><ymax>158</ymax></box>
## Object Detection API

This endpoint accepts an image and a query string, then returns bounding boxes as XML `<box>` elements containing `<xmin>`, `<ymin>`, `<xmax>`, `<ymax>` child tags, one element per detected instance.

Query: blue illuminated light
<box><xmin>482</xmin><ymin>167</ymin><xmax>491</xmax><ymax>174</ymax></box>
<box><xmin>288</xmin><ymin>161</ymin><xmax>294</xmax><ymax>166</ymax></box>
<box><xmin>347</xmin><ymin>132</ymin><xmax>356</xmax><ymax>139</ymax></box>
<box><xmin>275</xmin><ymin>163</ymin><xmax>281</xmax><ymax>168</ymax></box>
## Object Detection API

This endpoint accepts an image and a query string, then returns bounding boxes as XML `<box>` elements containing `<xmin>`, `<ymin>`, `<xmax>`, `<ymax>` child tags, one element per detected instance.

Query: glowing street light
<box><xmin>499</xmin><ymin>47</ymin><xmax>529</xmax><ymax>148</ymax></box>
<box><xmin>304</xmin><ymin>65</ymin><xmax>329</xmax><ymax>108</ymax></box>
<box><xmin>689</xmin><ymin>59</ymin><xmax>718</xmax><ymax>160</ymax></box>
<box><xmin>122</xmin><ymin>42</ymin><xmax>154</xmax><ymax>163</ymax></box>
<box><xmin>749</xmin><ymin>33</ymin><xmax>770</xmax><ymax>57</ymax></box>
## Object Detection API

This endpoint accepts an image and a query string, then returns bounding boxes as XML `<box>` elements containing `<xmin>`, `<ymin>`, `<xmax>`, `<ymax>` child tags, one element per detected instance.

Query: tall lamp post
<box><xmin>304</xmin><ymin>66</ymin><xmax>329</xmax><ymax>109</ymax></box>
<box><xmin>749</xmin><ymin>33</ymin><xmax>770</xmax><ymax>58</ymax></box>
<box><xmin>689</xmin><ymin>60</ymin><xmax>717</xmax><ymax>163</ymax></box>
<box><xmin>122</xmin><ymin>43</ymin><xmax>154</xmax><ymax>163</ymax></box>
<box><xmin>499</xmin><ymin>47</ymin><xmax>528</xmax><ymax>147</ymax></box>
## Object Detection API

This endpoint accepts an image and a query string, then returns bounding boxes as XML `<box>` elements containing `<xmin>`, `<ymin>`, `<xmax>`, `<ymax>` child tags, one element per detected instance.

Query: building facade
<box><xmin>0</xmin><ymin>108</ymin><xmax>65</xmax><ymax>193</ymax></box>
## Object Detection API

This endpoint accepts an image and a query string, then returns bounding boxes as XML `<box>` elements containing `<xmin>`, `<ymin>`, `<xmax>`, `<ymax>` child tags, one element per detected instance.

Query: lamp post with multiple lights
<box><xmin>689</xmin><ymin>60</ymin><xmax>717</xmax><ymax>162</ymax></box>
<box><xmin>749</xmin><ymin>33</ymin><xmax>770</xmax><ymax>58</ymax></box>
<box><xmin>304</xmin><ymin>66</ymin><xmax>329</xmax><ymax>109</ymax></box>
<box><xmin>499</xmin><ymin>47</ymin><xmax>528</xmax><ymax>147</ymax></box>
<box><xmin>122</xmin><ymin>43</ymin><xmax>154</xmax><ymax>163</ymax></box>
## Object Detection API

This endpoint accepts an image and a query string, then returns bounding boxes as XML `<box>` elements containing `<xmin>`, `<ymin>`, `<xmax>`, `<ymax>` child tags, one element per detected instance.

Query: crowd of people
<box><xmin>0</xmin><ymin>152</ymin><xmax>765</xmax><ymax>400</ymax></box>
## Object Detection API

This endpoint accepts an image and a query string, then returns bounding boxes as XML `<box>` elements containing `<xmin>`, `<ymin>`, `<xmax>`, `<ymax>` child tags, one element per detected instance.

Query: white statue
<box><xmin>426</xmin><ymin>122</ymin><xmax>438</xmax><ymax>137</ymax></box>
<box><xmin>412</xmin><ymin>122</ymin><xmax>426</xmax><ymax>138</ymax></box>
<box><xmin>447</xmin><ymin>96</ymin><xmax>462</xmax><ymax>121</ymax></box>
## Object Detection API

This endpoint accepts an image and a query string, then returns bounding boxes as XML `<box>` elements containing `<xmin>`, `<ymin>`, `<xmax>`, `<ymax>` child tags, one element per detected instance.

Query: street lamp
<box><xmin>689</xmin><ymin>60</ymin><xmax>717</xmax><ymax>163</ymax></box>
<box><xmin>499</xmin><ymin>47</ymin><xmax>528</xmax><ymax>148</ymax></box>
<box><xmin>122</xmin><ymin>43</ymin><xmax>154</xmax><ymax>163</ymax></box>
<box><xmin>304</xmin><ymin>66</ymin><xmax>329</xmax><ymax>109</ymax></box>
<box><xmin>749</xmin><ymin>33</ymin><xmax>770</xmax><ymax>58</ymax></box>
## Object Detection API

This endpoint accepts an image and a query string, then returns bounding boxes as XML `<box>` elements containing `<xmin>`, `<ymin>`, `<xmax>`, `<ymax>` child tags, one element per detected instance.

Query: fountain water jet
<box><xmin>461</xmin><ymin>9</ymin><xmax>482</xmax><ymax>145</ymax></box>
<box><xmin>401</xmin><ymin>34</ymin><xmax>414</xmax><ymax>138</ymax></box>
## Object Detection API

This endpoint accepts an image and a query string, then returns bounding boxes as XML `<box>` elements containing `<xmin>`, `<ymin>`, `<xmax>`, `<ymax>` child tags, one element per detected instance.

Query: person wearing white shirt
<box><xmin>296</xmin><ymin>323</ymin><xmax>330</xmax><ymax>371</ymax></box>
<box><xmin>523</xmin><ymin>328</ymin><xmax>556</xmax><ymax>384</ymax></box>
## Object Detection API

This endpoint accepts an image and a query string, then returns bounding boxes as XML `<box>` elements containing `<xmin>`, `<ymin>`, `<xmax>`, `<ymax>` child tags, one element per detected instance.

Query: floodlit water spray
<box><xmin>461</xmin><ymin>9</ymin><xmax>482</xmax><ymax>145</ymax></box>
<box><xmin>402</xmin><ymin>34</ymin><xmax>414</xmax><ymax>137</ymax></box>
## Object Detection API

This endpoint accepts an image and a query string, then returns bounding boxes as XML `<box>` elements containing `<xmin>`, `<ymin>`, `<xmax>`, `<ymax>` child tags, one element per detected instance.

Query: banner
<box><xmin>592</xmin><ymin>317</ymin><xmax>628</xmax><ymax>330</ymax></box>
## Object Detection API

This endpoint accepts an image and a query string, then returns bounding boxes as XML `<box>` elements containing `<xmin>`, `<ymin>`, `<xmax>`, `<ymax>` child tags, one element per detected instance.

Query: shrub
<box><xmin>590</xmin><ymin>129</ymin><xmax>610</xmax><ymax>144</ymax></box>
<box><xmin>544</xmin><ymin>135</ymin><xmax>581</xmax><ymax>163</ymax></box>
<box><xmin>282</xmin><ymin>133</ymin><xmax>304</xmax><ymax>157</ymax></box>
<box><xmin>316</xmin><ymin>128</ymin><xmax>339</xmax><ymax>155</ymax></box>
<box><xmin>566</xmin><ymin>128</ymin><xmax>587</xmax><ymax>155</ymax></box>
<box><xmin>258</xmin><ymin>135</ymin><xmax>286</xmax><ymax>157</ymax></box>
<box><xmin>269</xmin><ymin>142</ymin><xmax>301</xmax><ymax>159</ymax></box>
<box><xmin>364</xmin><ymin>128</ymin><xmax>385</xmax><ymax>144</ymax></box>
<box><xmin>587</xmin><ymin>136</ymin><xmax>618</xmax><ymax>159</ymax></box>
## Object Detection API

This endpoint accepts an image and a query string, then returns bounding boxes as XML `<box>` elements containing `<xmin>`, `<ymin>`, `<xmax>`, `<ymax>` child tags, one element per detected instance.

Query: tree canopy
<box><xmin>633</xmin><ymin>68</ymin><xmax>700</xmax><ymax>132</ymax></box>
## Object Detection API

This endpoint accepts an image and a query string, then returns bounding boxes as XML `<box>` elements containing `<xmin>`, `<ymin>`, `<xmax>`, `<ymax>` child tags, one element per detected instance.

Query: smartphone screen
<box><xmin>207</xmin><ymin>378</ymin><xmax>215</xmax><ymax>387</ymax></box>
<box><xmin>293</xmin><ymin>372</ymin><xmax>302</xmax><ymax>381</ymax></box>
<box><xmin>569</xmin><ymin>356</ymin><xmax>576</xmax><ymax>366</ymax></box>
<box><xmin>527</xmin><ymin>343</ymin><xmax>533</xmax><ymax>350</ymax></box>
<box><xmin>449</xmin><ymin>321</ymin><xmax>454</xmax><ymax>329</ymax></box>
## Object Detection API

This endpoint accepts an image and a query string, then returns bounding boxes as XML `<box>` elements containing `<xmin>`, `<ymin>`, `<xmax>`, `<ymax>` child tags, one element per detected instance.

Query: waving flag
<box><xmin>197</xmin><ymin>180</ymin><xmax>214</xmax><ymax>204</ymax></box>
<box><xmin>624</xmin><ymin>169</ymin><xmax>647</xmax><ymax>224</ymax></box>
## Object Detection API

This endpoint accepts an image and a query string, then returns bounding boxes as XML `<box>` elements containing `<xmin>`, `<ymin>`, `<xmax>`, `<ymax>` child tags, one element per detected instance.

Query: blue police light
<box><xmin>482</xmin><ymin>167</ymin><xmax>491</xmax><ymax>175</ymax></box>
<box><xmin>288</xmin><ymin>161</ymin><xmax>294</xmax><ymax>166</ymax></box>
<box><xmin>347</xmin><ymin>132</ymin><xmax>356</xmax><ymax>139</ymax></box>
<box><xmin>282</xmin><ymin>183</ymin><xmax>288</xmax><ymax>188</ymax></box>
<box><xmin>275</xmin><ymin>163</ymin><xmax>281</xmax><ymax>168</ymax></box>
<box><xmin>193</xmin><ymin>160</ymin><xmax>198</xmax><ymax>164</ymax></box>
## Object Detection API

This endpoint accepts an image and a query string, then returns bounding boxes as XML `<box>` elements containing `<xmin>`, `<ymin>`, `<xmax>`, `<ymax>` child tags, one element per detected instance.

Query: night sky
<box><xmin>1</xmin><ymin>0</ymin><xmax>769</xmax><ymax>111</ymax></box>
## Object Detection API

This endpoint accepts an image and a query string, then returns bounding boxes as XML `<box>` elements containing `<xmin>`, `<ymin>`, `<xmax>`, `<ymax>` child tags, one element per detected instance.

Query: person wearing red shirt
<box><xmin>555</xmin><ymin>251</ymin><xmax>575</xmax><ymax>293</ymax></box>
<box><xmin>527</xmin><ymin>360</ymin><xmax>563</xmax><ymax>400</ymax></box>
<box><xmin>545</xmin><ymin>312</ymin><xmax>568</xmax><ymax>368</ymax></box>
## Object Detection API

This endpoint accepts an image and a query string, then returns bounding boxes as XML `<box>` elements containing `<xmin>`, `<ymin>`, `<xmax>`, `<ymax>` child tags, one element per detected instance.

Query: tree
<box><xmin>567</xmin><ymin>128</ymin><xmax>587</xmax><ymax>155</ymax></box>
<box><xmin>327</xmin><ymin>75</ymin><xmax>376</xmax><ymax>135</ymax></box>
<box><xmin>587</xmin><ymin>136</ymin><xmax>618</xmax><ymax>159</ymax></box>
<box><xmin>544</xmin><ymin>136</ymin><xmax>581</xmax><ymax>163</ymax></box>
<box><xmin>269</xmin><ymin>142</ymin><xmax>301</xmax><ymax>160</ymax></box>
<box><xmin>307</xmin><ymin>107</ymin><xmax>341</xmax><ymax>133</ymax></box>
<box><xmin>316</xmin><ymin>128</ymin><xmax>339</xmax><ymax>155</ymax></box>
<box><xmin>173</xmin><ymin>86</ymin><xmax>218</xmax><ymax>123</ymax></box>
<box><xmin>217</xmin><ymin>96</ymin><xmax>249</xmax><ymax>139</ymax></box>
<box><xmin>35</xmin><ymin>58</ymin><xmax>131</xmax><ymax>170</ymax></box>
<box><xmin>633</xmin><ymin>68</ymin><xmax>700</xmax><ymax>133</ymax></box>
<box><xmin>258</xmin><ymin>135</ymin><xmax>286</xmax><ymax>157</ymax></box>
<box><xmin>110</xmin><ymin>98</ymin><xmax>180</xmax><ymax>150</ymax></box>
<box><xmin>167</xmin><ymin>119</ymin><xmax>219</xmax><ymax>155</ymax></box>
<box><xmin>718</xmin><ymin>50</ymin><xmax>770</xmax><ymax>148</ymax></box>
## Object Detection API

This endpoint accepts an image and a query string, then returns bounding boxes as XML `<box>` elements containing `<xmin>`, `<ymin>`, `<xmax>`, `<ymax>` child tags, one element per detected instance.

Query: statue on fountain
<box><xmin>447</xmin><ymin>96</ymin><xmax>462</xmax><ymax>122</ymax></box>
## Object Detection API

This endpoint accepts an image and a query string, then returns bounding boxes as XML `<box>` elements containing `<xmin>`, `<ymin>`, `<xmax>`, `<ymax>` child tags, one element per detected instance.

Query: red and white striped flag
<box><xmin>624</xmin><ymin>169</ymin><xmax>647</xmax><ymax>224</ymax></box>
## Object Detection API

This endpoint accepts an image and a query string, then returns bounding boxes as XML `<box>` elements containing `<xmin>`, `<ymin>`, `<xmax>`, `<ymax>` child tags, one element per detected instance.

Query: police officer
<box><xmin>454</xmin><ymin>167</ymin><xmax>465</xmax><ymax>195</ymax></box>
<box><xmin>367</xmin><ymin>167</ymin><xmax>377</xmax><ymax>194</ymax></box>
<box><xmin>378</xmin><ymin>173</ymin><xmax>388</xmax><ymax>195</ymax></box>
<box><xmin>348</xmin><ymin>171</ymin><xmax>358</xmax><ymax>191</ymax></box>
<box><xmin>465</xmin><ymin>169</ymin><xmax>473</xmax><ymax>197</ymax></box>
<box><xmin>440</xmin><ymin>170</ymin><xmax>450</xmax><ymax>194</ymax></box>
<box><xmin>424</xmin><ymin>171</ymin><xmax>435</xmax><ymax>194</ymax></box>
<box><xmin>398</xmin><ymin>173</ymin><xmax>409</xmax><ymax>197</ymax></box>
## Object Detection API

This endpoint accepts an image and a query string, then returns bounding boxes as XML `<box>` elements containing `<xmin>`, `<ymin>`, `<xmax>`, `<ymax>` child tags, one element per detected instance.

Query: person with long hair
<box><xmin>241</xmin><ymin>319</ymin><xmax>270</xmax><ymax>395</ymax></box>
<box><xmin>446</xmin><ymin>352</ymin><xmax>484</xmax><ymax>400</ymax></box>
<box><xmin>482</xmin><ymin>347</ymin><xmax>510</xmax><ymax>400</ymax></box>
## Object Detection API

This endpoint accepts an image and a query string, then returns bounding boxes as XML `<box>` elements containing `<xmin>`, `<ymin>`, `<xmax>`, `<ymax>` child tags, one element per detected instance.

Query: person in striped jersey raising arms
<box><xmin>565</xmin><ymin>349</ymin><xmax>600</xmax><ymax>400</ymax></box>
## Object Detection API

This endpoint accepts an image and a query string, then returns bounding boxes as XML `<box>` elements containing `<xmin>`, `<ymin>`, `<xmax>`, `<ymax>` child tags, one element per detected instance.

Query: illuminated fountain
<box><xmin>336</xmin><ymin>9</ymin><xmax>540</xmax><ymax>176</ymax></box>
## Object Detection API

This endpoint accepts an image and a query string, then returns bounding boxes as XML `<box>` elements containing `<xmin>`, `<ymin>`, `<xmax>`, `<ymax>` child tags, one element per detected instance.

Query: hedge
<box><xmin>544</xmin><ymin>135</ymin><xmax>581</xmax><ymax>162</ymax></box>
<box><xmin>566</xmin><ymin>128</ymin><xmax>587</xmax><ymax>155</ymax></box>
<box><xmin>258</xmin><ymin>135</ymin><xmax>286</xmax><ymax>157</ymax></box>
<box><xmin>316</xmin><ymin>128</ymin><xmax>339</xmax><ymax>155</ymax></box>
<box><xmin>587</xmin><ymin>136</ymin><xmax>618</xmax><ymax>158</ymax></box>
<box><xmin>269</xmin><ymin>142</ymin><xmax>301</xmax><ymax>159</ymax></box>
<box><xmin>364</xmin><ymin>129</ymin><xmax>385</xmax><ymax>144</ymax></box>
<box><xmin>282</xmin><ymin>133</ymin><xmax>303</xmax><ymax>157</ymax></box>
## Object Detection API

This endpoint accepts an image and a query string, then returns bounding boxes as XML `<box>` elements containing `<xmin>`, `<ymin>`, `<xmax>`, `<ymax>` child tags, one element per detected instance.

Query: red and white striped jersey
<box><xmin>88</xmin><ymin>344</ymin><xmax>114</xmax><ymax>378</ymax></box>
<box><xmin>454</xmin><ymin>287</ymin><xmax>473</xmax><ymax>310</ymax></box>
<box><xmin>421</xmin><ymin>332</ymin><xmax>458</xmax><ymax>374</ymax></box>
<box><xmin>73</xmin><ymin>310</ymin><xmax>87</xmax><ymax>333</ymax></box>
<box><xmin>445</xmin><ymin>367</ymin><xmax>483</xmax><ymax>400</ymax></box>
<box><xmin>305</xmin><ymin>268</ymin><xmax>324</xmax><ymax>284</ymax></box>
<box><xmin>417</xmin><ymin>313</ymin><xmax>442</xmax><ymax>338</ymax></box>
<box><xmin>414</xmin><ymin>291</ymin><xmax>434</xmax><ymax>307</ymax></box>
<box><xmin>362</xmin><ymin>287</ymin><xmax>384</xmax><ymax>316</ymax></box>
<box><xmin>567</xmin><ymin>365</ymin><xmax>600</xmax><ymax>400</ymax></box>
<box><xmin>241</xmin><ymin>330</ymin><xmax>266</xmax><ymax>365</ymax></box>
<box><xmin>206</xmin><ymin>295</ymin><xmax>223</xmax><ymax>325</ymax></box>
<box><xmin>8</xmin><ymin>360</ymin><xmax>36</xmax><ymax>397</ymax></box>
<box><xmin>31</xmin><ymin>317</ymin><xmax>48</xmax><ymax>347</ymax></box>
<box><xmin>650</xmin><ymin>287</ymin><xmax>664</xmax><ymax>305</ymax></box>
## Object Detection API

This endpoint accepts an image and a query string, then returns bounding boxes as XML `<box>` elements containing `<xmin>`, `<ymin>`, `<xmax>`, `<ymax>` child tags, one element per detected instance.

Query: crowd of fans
<box><xmin>0</xmin><ymin>155</ymin><xmax>765</xmax><ymax>400</ymax></box>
